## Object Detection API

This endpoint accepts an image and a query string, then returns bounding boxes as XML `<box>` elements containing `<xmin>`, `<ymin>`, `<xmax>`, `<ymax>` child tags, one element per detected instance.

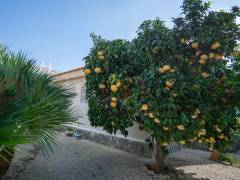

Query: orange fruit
<box><xmin>214</xmin><ymin>125</ymin><xmax>222</xmax><ymax>132</ymax></box>
<box><xmin>98</xmin><ymin>55</ymin><xmax>105</xmax><ymax>61</ymax></box>
<box><xmin>97</xmin><ymin>50</ymin><xmax>104</xmax><ymax>56</ymax></box>
<box><xmin>199</xmin><ymin>59</ymin><xmax>206</xmax><ymax>65</ymax></box>
<box><xmin>191</xmin><ymin>42</ymin><xmax>199</xmax><ymax>49</ymax></box>
<box><xmin>162</xmin><ymin>65</ymin><xmax>171</xmax><ymax>72</ymax></box>
<box><xmin>195</xmin><ymin>108</ymin><xmax>201</xmax><ymax>114</ymax></box>
<box><xmin>191</xmin><ymin>113</ymin><xmax>198</xmax><ymax>119</ymax></box>
<box><xmin>179</xmin><ymin>140</ymin><xmax>186</xmax><ymax>145</ymax></box>
<box><xmin>163</xmin><ymin>126</ymin><xmax>169</xmax><ymax>131</ymax></box>
<box><xmin>111</xmin><ymin>97</ymin><xmax>117</xmax><ymax>102</ymax></box>
<box><xmin>215</xmin><ymin>54</ymin><xmax>224</xmax><ymax>60</ymax></box>
<box><xmin>95</xmin><ymin>67</ymin><xmax>102</xmax><ymax>74</ymax></box>
<box><xmin>201</xmin><ymin>72</ymin><xmax>209</xmax><ymax>78</ymax></box>
<box><xmin>116</xmin><ymin>81</ymin><xmax>121</xmax><ymax>87</ymax></box>
<box><xmin>209</xmin><ymin>53</ymin><xmax>215</xmax><ymax>59</ymax></box>
<box><xmin>159</xmin><ymin>67</ymin><xmax>165</xmax><ymax>73</ymax></box>
<box><xmin>84</xmin><ymin>68</ymin><xmax>92</xmax><ymax>75</ymax></box>
<box><xmin>111</xmin><ymin>101</ymin><xmax>117</xmax><ymax>108</ymax></box>
<box><xmin>165</xmin><ymin>80</ymin><xmax>174</xmax><ymax>88</ymax></box>
<box><xmin>198</xmin><ymin>129</ymin><xmax>206</xmax><ymax>136</ymax></box>
<box><xmin>181</xmin><ymin>38</ymin><xmax>188</xmax><ymax>44</ymax></box>
<box><xmin>154</xmin><ymin>118</ymin><xmax>160</xmax><ymax>124</ymax></box>
<box><xmin>200</xmin><ymin>54</ymin><xmax>208</xmax><ymax>60</ymax></box>
<box><xmin>210</xmin><ymin>137</ymin><xmax>216</xmax><ymax>143</ymax></box>
<box><xmin>177</xmin><ymin>125</ymin><xmax>185</xmax><ymax>131</ymax></box>
<box><xmin>161</xmin><ymin>142</ymin><xmax>168</xmax><ymax>147</ymax></box>
<box><xmin>148</xmin><ymin>112</ymin><xmax>154</xmax><ymax>119</ymax></box>
<box><xmin>218</xmin><ymin>134</ymin><xmax>224</xmax><ymax>139</ymax></box>
<box><xmin>171</xmin><ymin>93</ymin><xmax>178</xmax><ymax>97</ymax></box>
<box><xmin>141</xmin><ymin>104</ymin><xmax>149</xmax><ymax>111</ymax></box>
<box><xmin>111</xmin><ymin>85</ymin><xmax>118</xmax><ymax>93</ymax></box>
<box><xmin>211</xmin><ymin>42</ymin><xmax>221</xmax><ymax>50</ymax></box>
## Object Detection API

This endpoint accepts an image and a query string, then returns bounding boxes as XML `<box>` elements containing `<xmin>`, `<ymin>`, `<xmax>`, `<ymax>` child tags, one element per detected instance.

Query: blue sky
<box><xmin>0</xmin><ymin>0</ymin><xmax>239</xmax><ymax>72</ymax></box>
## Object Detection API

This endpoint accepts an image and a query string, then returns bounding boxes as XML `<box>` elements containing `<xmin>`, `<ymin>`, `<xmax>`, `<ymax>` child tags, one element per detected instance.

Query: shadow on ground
<box><xmin>3</xmin><ymin>134</ymin><xmax>239</xmax><ymax>180</ymax></box>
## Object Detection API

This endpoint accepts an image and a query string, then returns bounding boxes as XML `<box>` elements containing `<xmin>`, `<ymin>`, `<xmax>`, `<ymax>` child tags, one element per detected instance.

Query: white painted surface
<box><xmin>54</xmin><ymin>69</ymin><xmax>150</xmax><ymax>142</ymax></box>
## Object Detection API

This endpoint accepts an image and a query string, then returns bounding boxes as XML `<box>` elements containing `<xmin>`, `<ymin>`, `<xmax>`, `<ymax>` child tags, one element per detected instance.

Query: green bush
<box><xmin>0</xmin><ymin>45</ymin><xmax>76</xmax><ymax>161</ymax></box>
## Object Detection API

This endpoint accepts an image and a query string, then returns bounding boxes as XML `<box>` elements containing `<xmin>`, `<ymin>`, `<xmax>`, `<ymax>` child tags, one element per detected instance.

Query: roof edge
<box><xmin>54</xmin><ymin>66</ymin><xmax>84</xmax><ymax>76</ymax></box>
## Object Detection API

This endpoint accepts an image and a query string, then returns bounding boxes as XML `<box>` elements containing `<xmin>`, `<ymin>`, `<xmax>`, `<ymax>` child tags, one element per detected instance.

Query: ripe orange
<box><xmin>141</xmin><ymin>104</ymin><xmax>149</xmax><ymax>111</ymax></box>
<box><xmin>161</xmin><ymin>142</ymin><xmax>168</xmax><ymax>147</ymax></box>
<box><xmin>177</xmin><ymin>125</ymin><xmax>185</xmax><ymax>131</ymax></box>
<box><xmin>154</xmin><ymin>118</ymin><xmax>160</xmax><ymax>124</ymax></box>
<box><xmin>111</xmin><ymin>85</ymin><xmax>118</xmax><ymax>93</ymax></box>
<box><xmin>195</xmin><ymin>108</ymin><xmax>201</xmax><ymax>114</ymax></box>
<box><xmin>181</xmin><ymin>38</ymin><xmax>188</xmax><ymax>44</ymax></box>
<box><xmin>163</xmin><ymin>126</ymin><xmax>169</xmax><ymax>131</ymax></box>
<box><xmin>171</xmin><ymin>93</ymin><xmax>178</xmax><ymax>97</ymax></box>
<box><xmin>179</xmin><ymin>140</ymin><xmax>186</xmax><ymax>145</ymax></box>
<box><xmin>111</xmin><ymin>101</ymin><xmax>117</xmax><ymax>108</ymax></box>
<box><xmin>200</xmin><ymin>54</ymin><xmax>208</xmax><ymax>60</ymax></box>
<box><xmin>211</xmin><ymin>42</ymin><xmax>221</xmax><ymax>50</ymax></box>
<box><xmin>162</xmin><ymin>65</ymin><xmax>171</xmax><ymax>72</ymax></box>
<box><xmin>210</xmin><ymin>137</ymin><xmax>216</xmax><ymax>143</ymax></box>
<box><xmin>201</xmin><ymin>72</ymin><xmax>209</xmax><ymax>78</ymax></box>
<box><xmin>218</xmin><ymin>134</ymin><xmax>224</xmax><ymax>139</ymax></box>
<box><xmin>191</xmin><ymin>113</ymin><xmax>198</xmax><ymax>119</ymax></box>
<box><xmin>191</xmin><ymin>42</ymin><xmax>199</xmax><ymax>49</ymax></box>
<box><xmin>111</xmin><ymin>97</ymin><xmax>117</xmax><ymax>102</ymax></box>
<box><xmin>198</xmin><ymin>129</ymin><xmax>206</xmax><ymax>136</ymax></box>
<box><xmin>97</xmin><ymin>50</ymin><xmax>104</xmax><ymax>56</ymax></box>
<box><xmin>148</xmin><ymin>112</ymin><xmax>154</xmax><ymax>119</ymax></box>
<box><xmin>215</xmin><ymin>54</ymin><xmax>224</xmax><ymax>60</ymax></box>
<box><xmin>209</xmin><ymin>53</ymin><xmax>215</xmax><ymax>59</ymax></box>
<box><xmin>165</xmin><ymin>80</ymin><xmax>174</xmax><ymax>88</ymax></box>
<box><xmin>84</xmin><ymin>69</ymin><xmax>92</xmax><ymax>75</ymax></box>
<box><xmin>159</xmin><ymin>67</ymin><xmax>165</xmax><ymax>73</ymax></box>
<box><xmin>116</xmin><ymin>81</ymin><xmax>121</xmax><ymax>87</ymax></box>
<box><xmin>98</xmin><ymin>55</ymin><xmax>105</xmax><ymax>61</ymax></box>
<box><xmin>199</xmin><ymin>59</ymin><xmax>206</xmax><ymax>65</ymax></box>
<box><xmin>95</xmin><ymin>67</ymin><xmax>102</xmax><ymax>74</ymax></box>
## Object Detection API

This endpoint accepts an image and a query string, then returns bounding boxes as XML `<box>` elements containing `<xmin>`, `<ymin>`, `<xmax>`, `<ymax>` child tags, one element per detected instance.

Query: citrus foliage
<box><xmin>85</xmin><ymin>0</ymin><xmax>240</xmax><ymax>152</ymax></box>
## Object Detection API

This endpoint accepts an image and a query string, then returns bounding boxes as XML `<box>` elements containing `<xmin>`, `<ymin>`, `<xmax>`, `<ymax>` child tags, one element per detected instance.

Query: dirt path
<box><xmin>3</xmin><ymin>135</ymin><xmax>240</xmax><ymax>180</ymax></box>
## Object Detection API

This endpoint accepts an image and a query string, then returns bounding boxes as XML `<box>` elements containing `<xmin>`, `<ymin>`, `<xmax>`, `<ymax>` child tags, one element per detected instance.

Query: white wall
<box><xmin>55</xmin><ymin>71</ymin><xmax>149</xmax><ymax>143</ymax></box>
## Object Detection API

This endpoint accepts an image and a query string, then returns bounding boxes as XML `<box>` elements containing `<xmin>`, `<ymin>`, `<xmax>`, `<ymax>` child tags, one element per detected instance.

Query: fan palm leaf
<box><xmin>0</xmin><ymin>45</ymin><xmax>77</xmax><ymax>161</ymax></box>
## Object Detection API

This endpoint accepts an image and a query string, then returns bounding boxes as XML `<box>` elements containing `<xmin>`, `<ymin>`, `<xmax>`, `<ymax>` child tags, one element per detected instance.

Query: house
<box><xmin>53</xmin><ymin>67</ymin><xmax>153</xmax><ymax>157</ymax></box>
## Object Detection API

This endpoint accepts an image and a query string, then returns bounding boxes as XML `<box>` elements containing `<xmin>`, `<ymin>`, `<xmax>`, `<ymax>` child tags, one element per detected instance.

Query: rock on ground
<box><xmin>4</xmin><ymin>134</ymin><xmax>240</xmax><ymax>180</ymax></box>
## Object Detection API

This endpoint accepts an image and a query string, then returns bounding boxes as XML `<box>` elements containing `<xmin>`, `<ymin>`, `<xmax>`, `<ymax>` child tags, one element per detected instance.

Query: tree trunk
<box><xmin>155</xmin><ymin>140</ymin><xmax>165</xmax><ymax>173</ymax></box>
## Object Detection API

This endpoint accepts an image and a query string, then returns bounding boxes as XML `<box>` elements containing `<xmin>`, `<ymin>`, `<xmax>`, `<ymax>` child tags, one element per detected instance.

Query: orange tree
<box><xmin>85</xmin><ymin>0</ymin><xmax>240</xmax><ymax>173</ymax></box>
<box><xmin>84</xmin><ymin>34</ymin><xmax>142</xmax><ymax>136</ymax></box>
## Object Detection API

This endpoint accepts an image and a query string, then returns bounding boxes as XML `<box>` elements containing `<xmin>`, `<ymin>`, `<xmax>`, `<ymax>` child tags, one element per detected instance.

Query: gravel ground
<box><xmin>3</xmin><ymin>134</ymin><xmax>240</xmax><ymax>180</ymax></box>
<box><xmin>166</xmin><ymin>149</ymin><xmax>240</xmax><ymax>180</ymax></box>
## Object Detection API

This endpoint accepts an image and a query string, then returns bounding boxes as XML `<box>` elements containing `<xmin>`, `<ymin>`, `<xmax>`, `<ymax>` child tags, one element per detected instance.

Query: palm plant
<box><xmin>0</xmin><ymin>45</ymin><xmax>76</xmax><ymax>162</ymax></box>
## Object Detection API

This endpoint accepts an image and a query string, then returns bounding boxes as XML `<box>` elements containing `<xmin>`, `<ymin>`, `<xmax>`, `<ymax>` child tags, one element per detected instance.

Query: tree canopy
<box><xmin>85</xmin><ymin>0</ymin><xmax>240</xmax><ymax>155</ymax></box>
